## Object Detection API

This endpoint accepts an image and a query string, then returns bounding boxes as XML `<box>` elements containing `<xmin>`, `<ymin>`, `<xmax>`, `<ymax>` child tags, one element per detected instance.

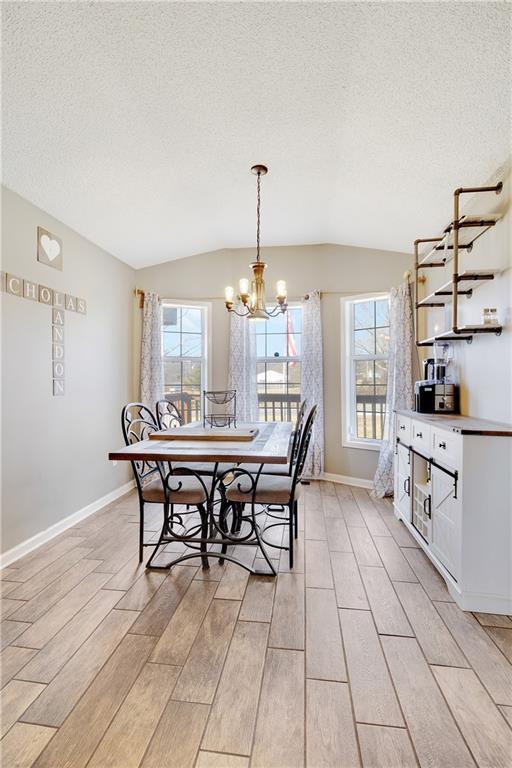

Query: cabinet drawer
<box><xmin>411</xmin><ymin>420</ymin><xmax>431</xmax><ymax>453</ymax></box>
<box><xmin>432</xmin><ymin>428</ymin><xmax>461</xmax><ymax>469</ymax></box>
<box><xmin>396</xmin><ymin>415</ymin><xmax>411</xmax><ymax>444</ymax></box>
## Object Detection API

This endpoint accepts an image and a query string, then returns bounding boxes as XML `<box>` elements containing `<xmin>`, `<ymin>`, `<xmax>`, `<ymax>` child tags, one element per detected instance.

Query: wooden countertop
<box><xmin>395</xmin><ymin>410</ymin><xmax>512</xmax><ymax>436</ymax></box>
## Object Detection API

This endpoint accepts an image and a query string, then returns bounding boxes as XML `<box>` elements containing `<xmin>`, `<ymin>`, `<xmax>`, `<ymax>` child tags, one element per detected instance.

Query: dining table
<box><xmin>108</xmin><ymin>421</ymin><xmax>292</xmax><ymax>575</ymax></box>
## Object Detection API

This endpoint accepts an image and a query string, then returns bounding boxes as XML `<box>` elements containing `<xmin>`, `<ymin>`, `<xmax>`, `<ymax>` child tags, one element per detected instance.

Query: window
<box><xmin>343</xmin><ymin>295</ymin><xmax>390</xmax><ymax>448</ymax></box>
<box><xmin>256</xmin><ymin>306</ymin><xmax>302</xmax><ymax>422</ymax></box>
<box><xmin>161</xmin><ymin>302</ymin><xmax>209</xmax><ymax>423</ymax></box>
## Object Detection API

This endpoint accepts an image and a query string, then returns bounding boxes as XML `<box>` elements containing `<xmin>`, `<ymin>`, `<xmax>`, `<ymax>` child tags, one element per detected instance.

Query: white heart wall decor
<box><xmin>37</xmin><ymin>227</ymin><xmax>63</xmax><ymax>270</ymax></box>
<box><xmin>41</xmin><ymin>234</ymin><xmax>61</xmax><ymax>262</ymax></box>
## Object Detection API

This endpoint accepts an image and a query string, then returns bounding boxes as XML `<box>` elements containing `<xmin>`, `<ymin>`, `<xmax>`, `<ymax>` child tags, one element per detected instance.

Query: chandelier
<box><xmin>224</xmin><ymin>164</ymin><xmax>288</xmax><ymax>320</ymax></box>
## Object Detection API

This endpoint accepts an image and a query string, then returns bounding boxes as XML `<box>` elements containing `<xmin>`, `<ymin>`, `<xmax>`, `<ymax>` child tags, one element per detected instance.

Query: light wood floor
<box><xmin>1</xmin><ymin>481</ymin><xmax>511</xmax><ymax>768</ymax></box>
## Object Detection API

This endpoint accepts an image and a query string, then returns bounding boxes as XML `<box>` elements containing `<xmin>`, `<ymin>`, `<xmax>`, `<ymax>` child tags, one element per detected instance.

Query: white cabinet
<box><xmin>430</xmin><ymin>464</ymin><xmax>461</xmax><ymax>580</ymax></box>
<box><xmin>393</xmin><ymin>410</ymin><xmax>512</xmax><ymax>614</ymax></box>
<box><xmin>394</xmin><ymin>441</ymin><xmax>411</xmax><ymax>523</ymax></box>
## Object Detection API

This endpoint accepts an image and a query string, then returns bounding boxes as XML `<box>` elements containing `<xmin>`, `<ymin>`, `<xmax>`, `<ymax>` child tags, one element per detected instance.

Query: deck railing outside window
<box><xmin>258</xmin><ymin>393</ymin><xmax>301</xmax><ymax>423</ymax></box>
<box><xmin>355</xmin><ymin>393</ymin><xmax>387</xmax><ymax>440</ymax></box>
<box><xmin>164</xmin><ymin>391</ymin><xmax>201</xmax><ymax>424</ymax></box>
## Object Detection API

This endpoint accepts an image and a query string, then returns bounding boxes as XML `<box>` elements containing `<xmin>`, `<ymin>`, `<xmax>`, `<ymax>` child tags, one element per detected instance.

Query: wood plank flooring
<box><xmin>1</xmin><ymin>481</ymin><xmax>511</xmax><ymax>767</ymax></box>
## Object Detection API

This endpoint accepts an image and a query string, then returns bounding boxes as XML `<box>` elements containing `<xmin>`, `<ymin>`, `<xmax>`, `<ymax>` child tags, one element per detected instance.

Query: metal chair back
<box><xmin>289</xmin><ymin>399</ymin><xmax>308</xmax><ymax>468</ymax></box>
<box><xmin>121</xmin><ymin>403</ymin><xmax>164</xmax><ymax>496</ymax></box>
<box><xmin>291</xmin><ymin>405</ymin><xmax>318</xmax><ymax>491</ymax></box>
<box><xmin>156</xmin><ymin>399</ymin><xmax>182</xmax><ymax>430</ymax></box>
<box><xmin>203</xmin><ymin>389</ymin><xmax>237</xmax><ymax>428</ymax></box>
<box><xmin>122</xmin><ymin>402</ymin><xmax>157</xmax><ymax>432</ymax></box>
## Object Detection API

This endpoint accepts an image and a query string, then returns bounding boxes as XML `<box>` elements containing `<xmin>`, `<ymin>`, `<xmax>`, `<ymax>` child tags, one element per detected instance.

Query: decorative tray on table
<box><xmin>149</xmin><ymin>427</ymin><xmax>259</xmax><ymax>442</ymax></box>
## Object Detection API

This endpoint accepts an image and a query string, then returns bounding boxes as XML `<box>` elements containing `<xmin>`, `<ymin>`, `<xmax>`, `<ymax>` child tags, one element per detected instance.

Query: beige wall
<box><xmin>1</xmin><ymin>187</ymin><xmax>135</xmax><ymax>554</ymax></box>
<box><xmin>136</xmin><ymin>243</ymin><xmax>413</xmax><ymax>481</ymax></box>
<box><xmin>421</xmin><ymin>164</ymin><xmax>511</xmax><ymax>423</ymax></box>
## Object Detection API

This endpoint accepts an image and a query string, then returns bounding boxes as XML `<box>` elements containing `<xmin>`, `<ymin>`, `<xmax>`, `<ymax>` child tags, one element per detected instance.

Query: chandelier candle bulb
<box><xmin>239</xmin><ymin>278</ymin><xmax>250</xmax><ymax>296</ymax></box>
<box><xmin>276</xmin><ymin>280</ymin><xmax>287</xmax><ymax>298</ymax></box>
<box><xmin>224</xmin><ymin>286</ymin><xmax>234</xmax><ymax>304</ymax></box>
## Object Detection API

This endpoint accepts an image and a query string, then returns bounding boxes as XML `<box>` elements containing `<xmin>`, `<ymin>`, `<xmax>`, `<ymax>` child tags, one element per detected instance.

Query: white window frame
<box><xmin>161</xmin><ymin>299</ymin><xmax>212</xmax><ymax>421</ymax></box>
<box><xmin>340</xmin><ymin>292</ymin><xmax>389</xmax><ymax>452</ymax></box>
<box><xmin>256</xmin><ymin>302</ymin><xmax>303</xmax><ymax>422</ymax></box>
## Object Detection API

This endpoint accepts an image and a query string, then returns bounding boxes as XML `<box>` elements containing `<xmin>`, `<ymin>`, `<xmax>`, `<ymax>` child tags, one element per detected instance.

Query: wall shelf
<box><xmin>457</xmin><ymin>324</ymin><xmax>502</xmax><ymax>335</ymax></box>
<box><xmin>417</xmin><ymin>325</ymin><xmax>502</xmax><ymax>347</ymax></box>
<box><xmin>417</xmin><ymin>331</ymin><xmax>474</xmax><ymax>347</ymax></box>
<box><xmin>416</xmin><ymin>270</ymin><xmax>498</xmax><ymax>307</ymax></box>
<box><xmin>418</xmin><ymin>214</ymin><xmax>501</xmax><ymax>267</ymax></box>
<box><xmin>414</xmin><ymin>182</ymin><xmax>503</xmax><ymax>347</ymax></box>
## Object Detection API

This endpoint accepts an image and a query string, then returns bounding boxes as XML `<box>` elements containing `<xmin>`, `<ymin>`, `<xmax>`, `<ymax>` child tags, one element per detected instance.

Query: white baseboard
<box><xmin>320</xmin><ymin>472</ymin><xmax>373</xmax><ymax>490</ymax></box>
<box><xmin>0</xmin><ymin>480</ymin><xmax>135</xmax><ymax>569</ymax></box>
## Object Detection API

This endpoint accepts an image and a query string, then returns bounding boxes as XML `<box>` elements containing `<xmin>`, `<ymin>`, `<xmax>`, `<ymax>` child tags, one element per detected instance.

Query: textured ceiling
<box><xmin>2</xmin><ymin>2</ymin><xmax>511</xmax><ymax>268</ymax></box>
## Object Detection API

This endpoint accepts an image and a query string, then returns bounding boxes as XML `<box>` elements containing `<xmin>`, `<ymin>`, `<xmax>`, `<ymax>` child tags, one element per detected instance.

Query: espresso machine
<box><xmin>415</xmin><ymin>346</ymin><xmax>459</xmax><ymax>414</ymax></box>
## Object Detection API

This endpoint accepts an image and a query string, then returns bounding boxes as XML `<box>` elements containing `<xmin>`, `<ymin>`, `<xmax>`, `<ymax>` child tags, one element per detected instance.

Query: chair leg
<box><xmin>198</xmin><ymin>503</ymin><xmax>210</xmax><ymax>570</ymax></box>
<box><xmin>146</xmin><ymin>504</ymin><xmax>169</xmax><ymax>569</ymax></box>
<box><xmin>164</xmin><ymin>501</ymin><xmax>170</xmax><ymax>534</ymax></box>
<box><xmin>288</xmin><ymin>504</ymin><xmax>294</xmax><ymax>569</ymax></box>
<box><xmin>294</xmin><ymin>500</ymin><xmax>298</xmax><ymax>539</ymax></box>
<box><xmin>231</xmin><ymin>502</ymin><xmax>243</xmax><ymax>534</ymax></box>
<box><xmin>138</xmin><ymin>500</ymin><xmax>145</xmax><ymax>563</ymax></box>
<box><xmin>218</xmin><ymin>499</ymin><xmax>229</xmax><ymax>565</ymax></box>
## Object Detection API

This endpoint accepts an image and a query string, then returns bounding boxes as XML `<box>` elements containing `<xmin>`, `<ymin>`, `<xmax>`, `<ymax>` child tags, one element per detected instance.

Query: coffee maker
<box><xmin>415</xmin><ymin>347</ymin><xmax>459</xmax><ymax>414</ymax></box>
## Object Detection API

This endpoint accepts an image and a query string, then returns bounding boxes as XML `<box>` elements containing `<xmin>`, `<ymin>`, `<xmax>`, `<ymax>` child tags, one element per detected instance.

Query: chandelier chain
<box><xmin>256</xmin><ymin>171</ymin><xmax>261</xmax><ymax>262</ymax></box>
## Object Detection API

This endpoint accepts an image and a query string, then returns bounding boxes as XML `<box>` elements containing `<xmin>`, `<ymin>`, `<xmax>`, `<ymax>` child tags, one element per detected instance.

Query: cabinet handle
<box><xmin>438</xmin><ymin>441</ymin><xmax>446</xmax><ymax>449</ymax></box>
<box><xmin>416</xmin><ymin>431</ymin><xmax>423</xmax><ymax>438</ymax></box>
<box><xmin>404</xmin><ymin>477</ymin><xmax>411</xmax><ymax>496</ymax></box>
<box><xmin>399</xmin><ymin>424</ymin><xmax>406</xmax><ymax>431</ymax></box>
<box><xmin>423</xmin><ymin>495</ymin><xmax>432</xmax><ymax>519</ymax></box>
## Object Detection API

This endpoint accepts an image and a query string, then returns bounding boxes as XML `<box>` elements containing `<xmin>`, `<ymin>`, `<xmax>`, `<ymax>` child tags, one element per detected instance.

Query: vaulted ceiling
<box><xmin>2</xmin><ymin>2</ymin><xmax>510</xmax><ymax>268</ymax></box>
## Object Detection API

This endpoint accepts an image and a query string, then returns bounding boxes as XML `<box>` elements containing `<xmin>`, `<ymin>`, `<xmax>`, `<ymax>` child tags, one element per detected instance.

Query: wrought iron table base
<box><xmin>145</xmin><ymin>497</ymin><xmax>279</xmax><ymax>576</ymax></box>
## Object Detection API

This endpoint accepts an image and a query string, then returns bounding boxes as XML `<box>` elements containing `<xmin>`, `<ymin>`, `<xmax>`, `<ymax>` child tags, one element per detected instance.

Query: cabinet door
<box><xmin>430</xmin><ymin>465</ymin><xmax>460</xmax><ymax>580</ymax></box>
<box><xmin>395</xmin><ymin>443</ymin><xmax>411</xmax><ymax>523</ymax></box>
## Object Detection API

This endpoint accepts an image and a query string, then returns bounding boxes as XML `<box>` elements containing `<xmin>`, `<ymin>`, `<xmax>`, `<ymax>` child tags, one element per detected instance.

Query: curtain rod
<box><xmin>133</xmin><ymin>287</ymin><xmax>413</xmax><ymax>307</ymax></box>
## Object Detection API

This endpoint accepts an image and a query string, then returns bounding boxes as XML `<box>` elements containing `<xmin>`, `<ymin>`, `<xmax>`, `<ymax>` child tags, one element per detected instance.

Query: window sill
<box><xmin>342</xmin><ymin>438</ymin><xmax>383</xmax><ymax>452</ymax></box>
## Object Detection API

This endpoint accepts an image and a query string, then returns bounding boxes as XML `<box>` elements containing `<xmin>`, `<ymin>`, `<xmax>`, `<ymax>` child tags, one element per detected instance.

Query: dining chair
<box><xmin>225</xmin><ymin>405</ymin><xmax>317</xmax><ymax>568</ymax></box>
<box><xmin>121</xmin><ymin>403</ymin><xmax>168</xmax><ymax>562</ymax></box>
<box><xmin>155</xmin><ymin>398</ymin><xmax>182</xmax><ymax>430</ymax></box>
<box><xmin>261</xmin><ymin>398</ymin><xmax>308</xmax><ymax>477</ymax></box>
<box><xmin>146</xmin><ymin>466</ymin><xmax>214</xmax><ymax>571</ymax></box>
<box><xmin>203</xmin><ymin>389</ymin><xmax>237</xmax><ymax>428</ymax></box>
<box><xmin>122</xmin><ymin>403</ymin><xmax>215</xmax><ymax>567</ymax></box>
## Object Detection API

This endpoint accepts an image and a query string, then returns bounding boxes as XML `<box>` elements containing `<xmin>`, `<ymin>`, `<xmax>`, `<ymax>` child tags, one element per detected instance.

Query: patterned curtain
<box><xmin>140</xmin><ymin>291</ymin><xmax>164</xmax><ymax>410</ymax></box>
<box><xmin>228</xmin><ymin>303</ymin><xmax>259</xmax><ymax>422</ymax></box>
<box><xmin>301</xmin><ymin>290</ymin><xmax>325</xmax><ymax>476</ymax></box>
<box><xmin>373</xmin><ymin>282</ymin><xmax>419</xmax><ymax>497</ymax></box>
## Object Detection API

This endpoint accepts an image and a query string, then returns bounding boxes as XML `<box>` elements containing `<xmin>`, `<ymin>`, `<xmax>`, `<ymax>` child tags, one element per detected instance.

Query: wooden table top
<box><xmin>109</xmin><ymin>421</ymin><xmax>292</xmax><ymax>464</ymax></box>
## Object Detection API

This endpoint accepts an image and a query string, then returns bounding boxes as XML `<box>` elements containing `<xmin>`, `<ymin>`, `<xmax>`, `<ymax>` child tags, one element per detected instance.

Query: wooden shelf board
<box><xmin>417</xmin><ymin>214</ymin><xmax>501</xmax><ymax>266</ymax></box>
<box><xmin>416</xmin><ymin>270</ymin><xmax>498</xmax><ymax>308</ymax></box>
<box><xmin>417</xmin><ymin>323</ymin><xmax>502</xmax><ymax>346</ymax></box>
<box><xmin>417</xmin><ymin>331</ymin><xmax>473</xmax><ymax>346</ymax></box>
<box><xmin>456</xmin><ymin>324</ymin><xmax>502</xmax><ymax>334</ymax></box>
